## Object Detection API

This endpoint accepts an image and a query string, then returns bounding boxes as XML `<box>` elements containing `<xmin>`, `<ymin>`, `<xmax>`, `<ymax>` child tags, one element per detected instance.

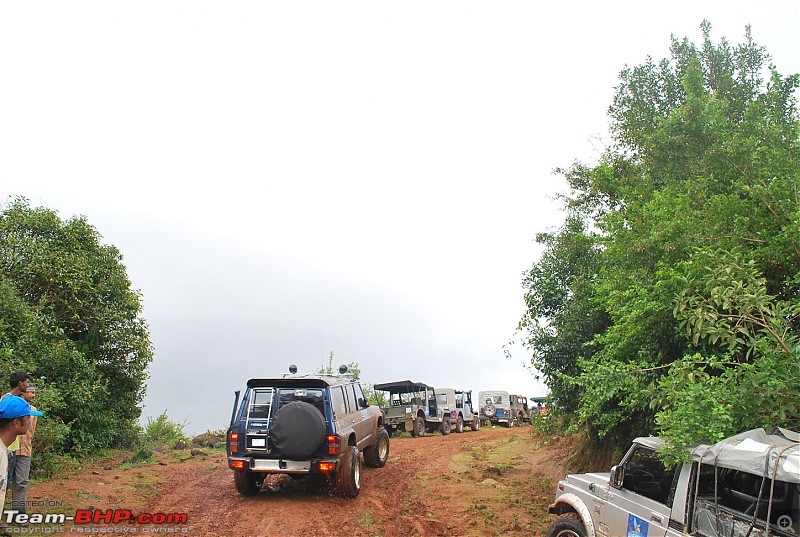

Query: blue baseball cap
<box><xmin>0</xmin><ymin>395</ymin><xmax>43</xmax><ymax>418</ymax></box>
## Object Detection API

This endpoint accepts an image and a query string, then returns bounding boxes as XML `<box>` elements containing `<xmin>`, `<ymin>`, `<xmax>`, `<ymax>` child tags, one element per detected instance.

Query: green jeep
<box><xmin>375</xmin><ymin>380</ymin><xmax>452</xmax><ymax>437</ymax></box>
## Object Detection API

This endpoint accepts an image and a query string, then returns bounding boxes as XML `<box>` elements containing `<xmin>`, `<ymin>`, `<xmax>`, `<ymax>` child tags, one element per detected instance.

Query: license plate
<box><xmin>251</xmin><ymin>438</ymin><xmax>266</xmax><ymax>447</ymax></box>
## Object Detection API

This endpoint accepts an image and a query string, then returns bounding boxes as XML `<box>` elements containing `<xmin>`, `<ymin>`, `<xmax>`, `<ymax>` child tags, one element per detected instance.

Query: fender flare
<box><xmin>551</xmin><ymin>493</ymin><xmax>596</xmax><ymax>537</ymax></box>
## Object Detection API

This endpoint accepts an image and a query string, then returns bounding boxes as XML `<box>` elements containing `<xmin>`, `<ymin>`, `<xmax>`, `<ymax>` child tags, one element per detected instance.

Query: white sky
<box><xmin>1</xmin><ymin>2</ymin><xmax>798</xmax><ymax>435</ymax></box>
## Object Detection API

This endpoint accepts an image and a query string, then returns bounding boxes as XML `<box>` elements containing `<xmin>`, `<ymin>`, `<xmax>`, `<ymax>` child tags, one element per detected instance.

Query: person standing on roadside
<box><xmin>0</xmin><ymin>396</ymin><xmax>41</xmax><ymax>525</ymax></box>
<box><xmin>2</xmin><ymin>373</ymin><xmax>29</xmax><ymax>489</ymax></box>
<box><xmin>11</xmin><ymin>386</ymin><xmax>38</xmax><ymax>517</ymax></box>
<box><xmin>3</xmin><ymin>372</ymin><xmax>30</xmax><ymax>399</ymax></box>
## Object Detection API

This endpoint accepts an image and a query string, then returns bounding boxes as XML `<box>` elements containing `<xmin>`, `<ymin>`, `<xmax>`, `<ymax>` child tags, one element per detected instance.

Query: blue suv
<box><xmin>226</xmin><ymin>366</ymin><xmax>389</xmax><ymax>498</ymax></box>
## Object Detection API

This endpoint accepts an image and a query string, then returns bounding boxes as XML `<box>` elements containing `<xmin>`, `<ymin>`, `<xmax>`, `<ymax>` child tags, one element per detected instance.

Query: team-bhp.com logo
<box><xmin>4</xmin><ymin>509</ymin><xmax>188</xmax><ymax>525</ymax></box>
<box><xmin>74</xmin><ymin>510</ymin><xmax>188</xmax><ymax>525</ymax></box>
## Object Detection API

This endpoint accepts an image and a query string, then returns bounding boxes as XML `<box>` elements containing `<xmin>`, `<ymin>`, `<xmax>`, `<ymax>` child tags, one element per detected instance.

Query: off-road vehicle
<box><xmin>436</xmin><ymin>388</ymin><xmax>480</xmax><ymax>433</ymax></box>
<box><xmin>547</xmin><ymin>427</ymin><xmax>800</xmax><ymax>537</ymax></box>
<box><xmin>478</xmin><ymin>390</ymin><xmax>516</xmax><ymax>426</ymax></box>
<box><xmin>226</xmin><ymin>365</ymin><xmax>389</xmax><ymax>498</ymax></box>
<box><xmin>529</xmin><ymin>396</ymin><xmax>547</xmax><ymax>417</ymax></box>
<box><xmin>374</xmin><ymin>380</ymin><xmax>451</xmax><ymax>436</ymax></box>
<box><xmin>509</xmin><ymin>394</ymin><xmax>531</xmax><ymax>424</ymax></box>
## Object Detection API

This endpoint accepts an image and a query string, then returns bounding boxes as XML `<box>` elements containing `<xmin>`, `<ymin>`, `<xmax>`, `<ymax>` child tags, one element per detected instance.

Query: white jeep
<box><xmin>547</xmin><ymin>427</ymin><xmax>800</xmax><ymax>537</ymax></box>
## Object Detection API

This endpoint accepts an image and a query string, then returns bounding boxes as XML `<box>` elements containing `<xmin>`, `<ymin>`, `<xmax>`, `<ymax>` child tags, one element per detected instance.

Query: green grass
<box><xmin>357</xmin><ymin>509</ymin><xmax>375</xmax><ymax>528</ymax></box>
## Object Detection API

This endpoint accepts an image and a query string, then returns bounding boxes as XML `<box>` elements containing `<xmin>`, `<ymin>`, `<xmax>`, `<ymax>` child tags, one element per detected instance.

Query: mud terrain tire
<box><xmin>440</xmin><ymin>418</ymin><xmax>451</xmax><ymax>435</ymax></box>
<box><xmin>270</xmin><ymin>401</ymin><xmax>326</xmax><ymax>459</ymax></box>
<box><xmin>411</xmin><ymin>415</ymin><xmax>426</xmax><ymax>437</ymax></box>
<box><xmin>546</xmin><ymin>513</ymin><xmax>587</xmax><ymax>537</ymax></box>
<box><xmin>233</xmin><ymin>470</ymin><xmax>262</xmax><ymax>496</ymax></box>
<box><xmin>364</xmin><ymin>428</ymin><xmax>390</xmax><ymax>468</ymax></box>
<box><xmin>335</xmin><ymin>446</ymin><xmax>362</xmax><ymax>498</ymax></box>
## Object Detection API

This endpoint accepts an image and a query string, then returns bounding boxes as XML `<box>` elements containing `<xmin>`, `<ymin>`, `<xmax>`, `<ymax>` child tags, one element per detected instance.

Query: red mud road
<box><xmin>30</xmin><ymin>426</ymin><xmax>577</xmax><ymax>536</ymax></box>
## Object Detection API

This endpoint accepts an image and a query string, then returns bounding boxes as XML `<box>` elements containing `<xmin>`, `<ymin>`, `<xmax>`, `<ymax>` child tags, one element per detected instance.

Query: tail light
<box><xmin>229</xmin><ymin>459</ymin><xmax>245</xmax><ymax>470</ymax></box>
<box><xmin>317</xmin><ymin>461</ymin><xmax>336</xmax><ymax>473</ymax></box>
<box><xmin>450</xmin><ymin>411</ymin><xmax>457</xmax><ymax>420</ymax></box>
<box><xmin>229</xmin><ymin>432</ymin><xmax>239</xmax><ymax>453</ymax></box>
<box><xmin>327</xmin><ymin>435</ymin><xmax>340</xmax><ymax>456</ymax></box>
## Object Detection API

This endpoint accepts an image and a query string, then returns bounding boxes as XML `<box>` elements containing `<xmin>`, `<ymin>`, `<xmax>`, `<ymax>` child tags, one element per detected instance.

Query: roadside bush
<box><xmin>122</xmin><ymin>448</ymin><xmax>155</xmax><ymax>468</ymax></box>
<box><xmin>141</xmin><ymin>411</ymin><xmax>187</xmax><ymax>449</ymax></box>
<box><xmin>31</xmin><ymin>452</ymin><xmax>83</xmax><ymax>481</ymax></box>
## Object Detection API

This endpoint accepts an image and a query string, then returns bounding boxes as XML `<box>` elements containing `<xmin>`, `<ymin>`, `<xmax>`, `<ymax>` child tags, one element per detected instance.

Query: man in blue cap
<box><xmin>11</xmin><ymin>386</ymin><xmax>39</xmax><ymax>519</ymax></box>
<box><xmin>2</xmin><ymin>373</ymin><xmax>30</xmax><ymax>491</ymax></box>
<box><xmin>0</xmin><ymin>396</ymin><xmax>42</xmax><ymax>516</ymax></box>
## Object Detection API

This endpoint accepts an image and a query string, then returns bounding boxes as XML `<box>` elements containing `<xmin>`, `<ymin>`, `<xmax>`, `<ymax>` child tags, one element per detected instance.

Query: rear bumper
<box><xmin>481</xmin><ymin>415</ymin><xmax>511</xmax><ymax>423</ymax></box>
<box><xmin>384</xmin><ymin>417</ymin><xmax>413</xmax><ymax>429</ymax></box>
<box><xmin>228</xmin><ymin>456</ymin><xmax>337</xmax><ymax>474</ymax></box>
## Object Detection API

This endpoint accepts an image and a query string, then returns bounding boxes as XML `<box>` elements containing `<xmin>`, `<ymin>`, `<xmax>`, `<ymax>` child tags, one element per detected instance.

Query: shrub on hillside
<box><xmin>142</xmin><ymin>411</ymin><xmax>187</xmax><ymax>448</ymax></box>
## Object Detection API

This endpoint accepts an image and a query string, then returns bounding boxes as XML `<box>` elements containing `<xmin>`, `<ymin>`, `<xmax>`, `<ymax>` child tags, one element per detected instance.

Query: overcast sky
<box><xmin>2</xmin><ymin>2</ymin><xmax>798</xmax><ymax>435</ymax></box>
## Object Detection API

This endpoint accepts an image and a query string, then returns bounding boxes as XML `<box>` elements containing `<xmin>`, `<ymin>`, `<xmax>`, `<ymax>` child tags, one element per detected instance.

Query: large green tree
<box><xmin>518</xmin><ymin>22</ymin><xmax>799</xmax><ymax>456</ymax></box>
<box><xmin>0</xmin><ymin>198</ymin><xmax>153</xmax><ymax>452</ymax></box>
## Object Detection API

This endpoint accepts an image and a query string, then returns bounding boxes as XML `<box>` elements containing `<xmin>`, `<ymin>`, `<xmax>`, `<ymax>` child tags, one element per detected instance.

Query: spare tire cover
<box><xmin>270</xmin><ymin>401</ymin><xmax>327</xmax><ymax>459</ymax></box>
<box><xmin>484</xmin><ymin>405</ymin><xmax>496</xmax><ymax>417</ymax></box>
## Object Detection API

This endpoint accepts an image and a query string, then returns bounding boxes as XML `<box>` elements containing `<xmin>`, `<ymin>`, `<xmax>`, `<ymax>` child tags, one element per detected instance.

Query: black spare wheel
<box><xmin>270</xmin><ymin>401</ymin><xmax>326</xmax><ymax>459</ymax></box>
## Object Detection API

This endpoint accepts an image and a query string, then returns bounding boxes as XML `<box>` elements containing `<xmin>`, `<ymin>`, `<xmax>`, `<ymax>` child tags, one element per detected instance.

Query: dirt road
<box><xmin>30</xmin><ymin>426</ymin><xmax>577</xmax><ymax>536</ymax></box>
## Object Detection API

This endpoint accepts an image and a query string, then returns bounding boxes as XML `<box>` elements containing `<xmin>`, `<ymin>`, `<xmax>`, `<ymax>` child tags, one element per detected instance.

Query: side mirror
<box><xmin>610</xmin><ymin>464</ymin><xmax>624</xmax><ymax>489</ymax></box>
<box><xmin>358</xmin><ymin>397</ymin><xmax>368</xmax><ymax>408</ymax></box>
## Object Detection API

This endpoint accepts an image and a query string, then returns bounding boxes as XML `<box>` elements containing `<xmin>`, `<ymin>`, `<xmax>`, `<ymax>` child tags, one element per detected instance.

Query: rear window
<box><xmin>239</xmin><ymin>386</ymin><xmax>328</xmax><ymax>422</ymax></box>
<box><xmin>278</xmin><ymin>388</ymin><xmax>325</xmax><ymax>415</ymax></box>
<box><xmin>248</xmin><ymin>389</ymin><xmax>274</xmax><ymax>420</ymax></box>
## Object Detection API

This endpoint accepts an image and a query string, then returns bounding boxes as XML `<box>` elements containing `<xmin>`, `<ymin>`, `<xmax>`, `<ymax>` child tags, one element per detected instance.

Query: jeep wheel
<box><xmin>270</xmin><ymin>401</ymin><xmax>326</xmax><ymax>459</ymax></box>
<box><xmin>473</xmin><ymin>417</ymin><xmax>480</xmax><ymax>430</ymax></box>
<box><xmin>546</xmin><ymin>513</ymin><xmax>586</xmax><ymax>537</ymax></box>
<box><xmin>440</xmin><ymin>418</ymin><xmax>451</xmax><ymax>436</ymax></box>
<box><xmin>364</xmin><ymin>428</ymin><xmax>390</xmax><ymax>468</ymax></box>
<box><xmin>233</xmin><ymin>470</ymin><xmax>262</xmax><ymax>496</ymax></box>
<box><xmin>411</xmin><ymin>415</ymin><xmax>426</xmax><ymax>437</ymax></box>
<box><xmin>484</xmin><ymin>404</ymin><xmax>496</xmax><ymax>417</ymax></box>
<box><xmin>455</xmin><ymin>416</ymin><xmax>464</xmax><ymax>433</ymax></box>
<box><xmin>335</xmin><ymin>446</ymin><xmax>362</xmax><ymax>498</ymax></box>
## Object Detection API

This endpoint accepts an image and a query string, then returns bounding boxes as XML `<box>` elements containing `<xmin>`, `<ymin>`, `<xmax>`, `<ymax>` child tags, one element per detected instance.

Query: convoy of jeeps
<box><xmin>372</xmin><ymin>381</ymin><xmax>481</xmax><ymax>436</ymax></box>
<box><xmin>225</xmin><ymin>367</ymin><xmax>532</xmax><ymax>498</ymax></box>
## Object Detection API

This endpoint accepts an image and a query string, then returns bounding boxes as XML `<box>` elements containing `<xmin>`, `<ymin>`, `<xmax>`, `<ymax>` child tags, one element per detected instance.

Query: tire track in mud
<box><xmin>149</xmin><ymin>430</ymin><xmax>496</xmax><ymax>535</ymax></box>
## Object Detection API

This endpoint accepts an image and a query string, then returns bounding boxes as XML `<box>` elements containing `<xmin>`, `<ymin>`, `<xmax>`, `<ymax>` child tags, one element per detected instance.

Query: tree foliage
<box><xmin>0</xmin><ymin>198</ymin><xmax>153</xmax><ymax>453</ymax></box>
<box><xmin>315</xmin><ymin>351</ymin><xmax>387</xmax><ymax>406</ymax></box>
<box><xmin>517</xmin><ymin>22</ymin><xmax>799</xmax><ymax>456</ymax></box>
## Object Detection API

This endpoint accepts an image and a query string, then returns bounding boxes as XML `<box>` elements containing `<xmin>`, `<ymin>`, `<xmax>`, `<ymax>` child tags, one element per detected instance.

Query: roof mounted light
<box><xmin>289</xmin><ymin>364</ymin><xmax>298</xmax><ymax>374</ymax></box>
